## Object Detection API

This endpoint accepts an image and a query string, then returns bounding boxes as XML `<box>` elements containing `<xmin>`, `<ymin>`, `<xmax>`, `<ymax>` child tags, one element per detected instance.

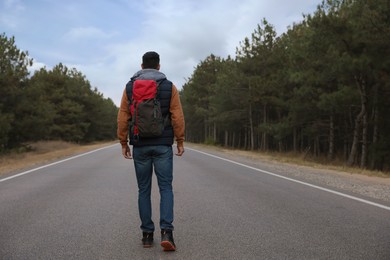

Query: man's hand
<box><xmin>175</xmin><ymin>146</ymin><xmax>184</xmax><ymax>156</ymax></box>
<box><xmin>122</xmin><ymin>145</ymin><xmax>132</xmax><ymax>159</ymax></box>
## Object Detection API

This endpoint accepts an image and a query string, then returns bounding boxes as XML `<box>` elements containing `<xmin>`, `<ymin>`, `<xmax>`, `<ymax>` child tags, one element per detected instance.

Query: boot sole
<box><xmin>161</xmin><ymin>241</ymin><xmax>176</xmax><ymax>251</ymax></box>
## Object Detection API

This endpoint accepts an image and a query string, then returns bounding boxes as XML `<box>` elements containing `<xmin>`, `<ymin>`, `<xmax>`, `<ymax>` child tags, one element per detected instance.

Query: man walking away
<box><xmin>117</xmin><ymin>51</ymin><xmax>185</xmax><ymax>251</ymax></box>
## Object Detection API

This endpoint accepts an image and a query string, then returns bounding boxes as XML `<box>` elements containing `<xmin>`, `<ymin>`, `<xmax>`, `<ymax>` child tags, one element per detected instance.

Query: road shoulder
<box><xmin>186</xmin><ymin>143</ymin><xmax>390</xmax><ymax>204</ymax></box>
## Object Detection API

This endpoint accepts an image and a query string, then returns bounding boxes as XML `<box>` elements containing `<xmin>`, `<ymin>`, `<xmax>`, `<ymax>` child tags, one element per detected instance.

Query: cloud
<box><xmin>28</xmin><ymin>60</ymin><xmax>47</xmax><ymax>74</ymax></box>
<box><xmin>0</xmin><ymin>0</ymin><xmax>25</xmax><ymax>29</ymax></box>
<box><xmin>63</xmin><ymin>26</ymin><xmax>115</xmax><ymax>42</ymax></box>
<box><xmin>3</xmin><ymin>0</ymin><xmax>24</xmax><ymax>10</ymax></box>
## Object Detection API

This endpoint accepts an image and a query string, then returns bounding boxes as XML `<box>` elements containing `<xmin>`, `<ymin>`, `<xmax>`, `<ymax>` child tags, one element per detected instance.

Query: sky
<box><xmin>1</xmin><ymin>0</ymin><xmax>322</xmax><ymax>106</ymax></box>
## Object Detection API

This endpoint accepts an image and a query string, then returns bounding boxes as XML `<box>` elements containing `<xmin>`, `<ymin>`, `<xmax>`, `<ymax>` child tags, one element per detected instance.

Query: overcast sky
<box><xmin>1</xmin><ymin>0</ymin><xmax>322</xmax><ymax>106</ymax></box>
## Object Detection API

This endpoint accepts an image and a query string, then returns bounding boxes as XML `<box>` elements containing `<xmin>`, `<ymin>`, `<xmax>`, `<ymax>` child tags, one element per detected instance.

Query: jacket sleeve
<box><xmin>170</xmin><ymin>84</ymin><xmax>185</xmax><ymax>147</ymax></box>
<box><xmin>117</xmin><ymin>88</ymin><xmax>131</xmax><ymax>148</ymax></box>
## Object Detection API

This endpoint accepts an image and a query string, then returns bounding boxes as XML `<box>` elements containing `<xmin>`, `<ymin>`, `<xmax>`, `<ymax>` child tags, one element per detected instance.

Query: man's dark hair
<box><xmin>142</xmin><ymin>51</ymin><xmax>160</xmax><ymax>69</ymax></box>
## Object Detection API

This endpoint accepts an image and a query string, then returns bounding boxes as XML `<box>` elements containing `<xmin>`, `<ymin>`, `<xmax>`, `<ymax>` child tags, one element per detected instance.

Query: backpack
<box><xmin>129</xmin><ymin>79</ymin><xmax>165</xmax><ymax>140</ymax></box>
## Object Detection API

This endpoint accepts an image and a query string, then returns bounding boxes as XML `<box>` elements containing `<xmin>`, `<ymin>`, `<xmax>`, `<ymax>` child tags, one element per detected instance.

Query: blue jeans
<box><xmin>133</xmin><ymin>145</ymin><xmax>174</xmax><ymax>232</ymax></box>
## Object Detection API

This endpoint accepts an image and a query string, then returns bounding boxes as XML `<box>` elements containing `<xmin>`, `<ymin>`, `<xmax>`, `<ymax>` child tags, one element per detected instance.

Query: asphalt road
<box><xmin>0</xmin><ymin>144</ymin><xmax>389</xmax><ymax>260</ymax></box>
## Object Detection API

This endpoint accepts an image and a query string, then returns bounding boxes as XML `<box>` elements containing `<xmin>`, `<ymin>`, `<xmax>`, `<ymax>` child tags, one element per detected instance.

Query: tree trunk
<box><xmin>348</xmin><ymin>75</ymin><xmax>367</xmax><ymax>167</ymax></box>
<box><xmin>293</xmin><ymin>127</ymin><xmax>297</xmax><ymax>152</ymax></box>
<box><xmin>344</xmin><ymin>118</ymin><xmax>349</xmax><ymax>161</ymax></box>
<box><xmin>369</xmin><ymin>82</ymin><xmax>379</xmax><ymax>170</ymax></box>
<box><xmin>347</xmin><ymin>109</ymin><xmax>361</xmax><ymax>166</ymax></box>
<box><xmin>213</xmin><ymin>122</ymin><xmax>217</xmax><ymax>143</ymax></box>
<box><xmin>262</xmin><ymin>103</ymin><xmax>267</xmax><ymax>151</ymax></box>
<box><xmin>360</xmin><ymin>112</ymin><xmax>368</xmax><ymax>168</ymax></box>
<box><xmin>328</xmin><ymin>115</ymin><xmax>334</xmax><ymax>160</ymax></box>
<box><xmin>237</xmin><ymin>131</ymin><xmax>241</xmax><ymax>148</ymax></box>
<box><xmin>244</xmin><ymin>130</ymin><xmax>248</xmax><ymax>150</ymax></box>
<box><xmin>370</xmin><ymin>106</ymin><xmax>379</xmax><ymax>169</ymax></box>
<box><xmin>314</xmin><ymin>137</ymin><xmax>320</xmax><ymax>157</ymax></box>
<box><xmin>204</xmin><ymin>117</ymin><xmax>207</xmax><ymax>143</ymax></box>
<box><xmin>249</xmin><ymin>103</ymin><xmax>255</xmax><ymax>150</ymax></box>
<box><xmin>224</xmin><ymin>130</ymin><xmax>228</xmax><ymax>147</ymax></box>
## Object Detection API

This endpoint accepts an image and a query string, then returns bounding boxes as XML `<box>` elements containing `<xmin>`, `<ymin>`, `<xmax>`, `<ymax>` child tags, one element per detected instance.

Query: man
<box><xmin>117</xmin><ymin>51</ymin><xmax>185</xmax><ymax>251</ymax></box>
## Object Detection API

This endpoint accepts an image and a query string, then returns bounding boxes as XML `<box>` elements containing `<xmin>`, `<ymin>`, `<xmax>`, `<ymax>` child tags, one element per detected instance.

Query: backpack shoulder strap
<box><xmin>125</xmin><ymin>80</ymin><xmax>134</xmax><ymax>104</ymax></box>
<box><xmin>155</xmin><ymin>78</ymin><xmax>167</xmax><ymax>100</ymax></box>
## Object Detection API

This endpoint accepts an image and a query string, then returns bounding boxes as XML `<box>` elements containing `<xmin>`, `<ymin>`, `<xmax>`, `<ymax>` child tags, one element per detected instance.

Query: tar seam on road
<box><xmin>0</xmin><ymin>144</ymin><xmax>117</xmax><ymax>183</ymax></box>
<box><xmin>187</xmin><ymin>148</ymin><xmax>390</xmax><ymax>212</ymax></box>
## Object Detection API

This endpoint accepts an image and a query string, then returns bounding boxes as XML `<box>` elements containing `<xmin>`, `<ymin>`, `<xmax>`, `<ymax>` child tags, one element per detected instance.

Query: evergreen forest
<box><xmin>180</xmin><ymin>0</ymin><xmax>390</xmax><ymax>171</ymax></box>
<box><xmin>0</xmin><ymin>33</ymin><xmax>118</xmax><ymax>152</ymax></box>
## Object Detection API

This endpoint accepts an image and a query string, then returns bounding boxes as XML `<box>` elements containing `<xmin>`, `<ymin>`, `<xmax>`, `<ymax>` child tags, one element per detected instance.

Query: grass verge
<box><xmin>0</xmin><ymin>140</ymin><xmax>116</xmax><ymax>176</ymax></box>
<box><xmin>189</xmin><ymin>143</ymin><xmax>390</xmax><ymax>178</ymax></box>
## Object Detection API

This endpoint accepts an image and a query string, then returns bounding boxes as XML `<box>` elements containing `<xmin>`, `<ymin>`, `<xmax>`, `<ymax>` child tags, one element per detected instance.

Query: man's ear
<box><xmin>141</xmin><ymin>64</ymin><xmax>144</xmax><ymax>69</ymax></box>
<box><xmin>157</xmin><ymin>64</ymin><xmax>160</xmax><ymax>70</ymax></box>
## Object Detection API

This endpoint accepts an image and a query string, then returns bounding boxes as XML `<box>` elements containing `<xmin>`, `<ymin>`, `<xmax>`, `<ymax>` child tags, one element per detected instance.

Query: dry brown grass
<box><xmin>0</xmin><ymin>141</ymin><xmax>116</xmax><ymax>176</ymax></box>
<box><xmin>264</xmin><ymin>151</ymin><xmax>390</xmax><ymax>178</ymax></box>
<box><xmin>188</xmin><ymin>143</ymin><xmax>390</xmax><ymax>178</ymax></box>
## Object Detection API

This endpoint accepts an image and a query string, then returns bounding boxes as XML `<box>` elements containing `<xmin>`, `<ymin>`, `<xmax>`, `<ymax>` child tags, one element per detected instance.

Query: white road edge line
<box><xmin>187</xmin><ymin>147</ymin><xmax>390</xmax><ymax>211</ymax></box>
<box><xmin>0</xmin><ymin>144</ymin><xmax>117</xmax><ymax>183</ymax></box>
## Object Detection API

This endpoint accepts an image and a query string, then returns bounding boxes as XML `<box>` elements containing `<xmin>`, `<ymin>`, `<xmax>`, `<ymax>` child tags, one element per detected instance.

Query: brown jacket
<box><xmin>117</xmin><ymin>84</ymin><xmax>185</xmax><ymax>148</ymax></box>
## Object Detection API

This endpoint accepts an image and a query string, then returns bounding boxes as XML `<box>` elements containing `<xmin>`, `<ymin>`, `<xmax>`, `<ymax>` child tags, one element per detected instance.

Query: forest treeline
<box><xmin>0</xmin><ymin>33</ymin><xmax>118</xmax><ymax>152</ymax></box>
<box><xmin>180</xmin><ymin>0</ymin><xmax>390</xmax><ymax>171</ymax></box>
